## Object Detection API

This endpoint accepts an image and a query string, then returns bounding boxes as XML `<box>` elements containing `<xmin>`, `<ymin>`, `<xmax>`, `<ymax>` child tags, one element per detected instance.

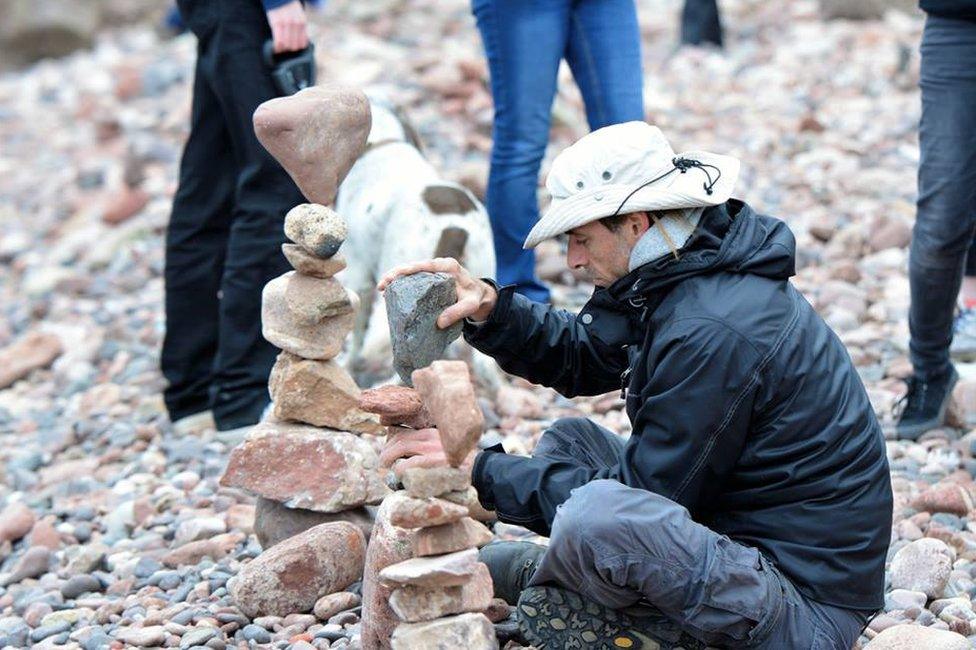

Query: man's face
<box><xmin>565</xmin><ymin>212</ymin><xmax>649</xmax><ymax>287</ymax></box>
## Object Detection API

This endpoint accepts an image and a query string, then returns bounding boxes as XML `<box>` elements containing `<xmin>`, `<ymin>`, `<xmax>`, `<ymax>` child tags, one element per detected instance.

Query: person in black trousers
<box><xmin>162</xmin><ymin>0</ymin><xmax>309</xmax><ymax>432</ymax></box>
<box><xmin>896</xmin><ymin>0</ymin><xmax>976</xmax><ymax>439</ymax></box>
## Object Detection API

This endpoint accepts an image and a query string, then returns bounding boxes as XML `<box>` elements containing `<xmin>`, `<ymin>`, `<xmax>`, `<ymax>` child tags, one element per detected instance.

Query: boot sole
<box><xmin>517</xmin><ymin>586</ymin><xmax>705</xmax><ymax>650</ymax></box>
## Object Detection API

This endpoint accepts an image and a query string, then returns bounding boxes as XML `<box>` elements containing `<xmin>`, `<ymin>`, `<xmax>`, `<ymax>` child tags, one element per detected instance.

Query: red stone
<box><xmin>362</xmin><ymin>494</ymin><xmax>417</xmax><ymax>650</ymax></box>
<box><xmin>219</xmin><ymin>420</ymin><xmax>387</xmax><ymax>513</ymax></box>
<box><xmin>411</xmin><ymin>361</ymin><xmax>483</xmax><ymax>466</ymax></box>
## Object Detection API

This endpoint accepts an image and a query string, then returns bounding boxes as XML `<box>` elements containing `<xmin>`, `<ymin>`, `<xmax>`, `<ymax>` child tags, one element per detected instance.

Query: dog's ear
<box><xmin>391</xmin><ymin>104</ymin><xmax>424</xmax><ymax>154</ymax></box>
<box><xmin>422</xmin><ymin>184</ymin><xmax>478</xmax><ymax>215</ymax></box>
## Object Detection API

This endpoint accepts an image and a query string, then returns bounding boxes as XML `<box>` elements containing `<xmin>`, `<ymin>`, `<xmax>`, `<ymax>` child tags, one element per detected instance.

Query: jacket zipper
<box><xmin>620</xmin><ymin>367</ymin><xmax>631</xmax><ymax>400</ymax></box>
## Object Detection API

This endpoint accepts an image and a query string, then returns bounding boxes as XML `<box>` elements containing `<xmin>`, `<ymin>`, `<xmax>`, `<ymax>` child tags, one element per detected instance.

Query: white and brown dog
<box><xmin>335</xmin><ymin>99</ymin><xmax>499</xmax><ymax>389</ymax></box>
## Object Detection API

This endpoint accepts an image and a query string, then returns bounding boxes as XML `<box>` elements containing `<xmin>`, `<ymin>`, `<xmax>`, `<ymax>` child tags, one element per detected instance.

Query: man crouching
<box><xmin>378</xmin><ymin>122</ymin><xmax>891</xmax><ymax>649</ymax></box>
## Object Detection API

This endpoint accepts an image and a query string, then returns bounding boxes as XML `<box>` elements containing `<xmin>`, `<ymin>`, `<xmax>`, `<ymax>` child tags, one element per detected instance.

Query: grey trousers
<box><xmin>527</xmin><ymin>418</ymin><xmax>871</xmax><ymax>649</ymax></box>
<box><xmin>908</xmin><ymin>15</ymin><xmax>976</xmax><ymax>379</ymax></box>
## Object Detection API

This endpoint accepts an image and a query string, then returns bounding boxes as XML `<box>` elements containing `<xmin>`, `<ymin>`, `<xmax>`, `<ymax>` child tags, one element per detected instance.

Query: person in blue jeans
<box><xmin>472</xmin><ymin>0</ymin><xmax>645</xmax><ymax>302</ymax></box>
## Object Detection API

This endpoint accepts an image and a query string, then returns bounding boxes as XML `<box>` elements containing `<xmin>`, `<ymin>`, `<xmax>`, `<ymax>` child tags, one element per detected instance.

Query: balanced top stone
<box><xmin>284</xmin><ymin>204</ymin><xmax>348</xmax><ymax>259</ymax></box>
<box><xmin>385</xmin><ymin>273</ymin><xmax>463</xmax><ymax>386</ymax></box>
<box><xmin>252</xmin><ymin>84</ymin><xmax>371</xmax><ymax>206</ymax></box>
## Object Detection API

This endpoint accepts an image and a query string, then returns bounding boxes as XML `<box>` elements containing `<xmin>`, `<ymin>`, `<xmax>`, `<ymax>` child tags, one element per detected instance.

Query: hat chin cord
<box><xmin>610</xmin><ymin>156</ymin><xmax>723</xmax><ymax>219</ymax></box>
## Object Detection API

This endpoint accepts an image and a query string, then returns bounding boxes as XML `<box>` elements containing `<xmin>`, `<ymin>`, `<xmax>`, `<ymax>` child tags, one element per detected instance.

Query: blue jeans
<box><xmin>909</xmin><ymin>15</ymin><xmax>976</xmax><ymax>379</ymax></box>
<box><xmin>471</xmin><ymin>0</ymin><xmax>645</xmax><ymax>302</ymax></box>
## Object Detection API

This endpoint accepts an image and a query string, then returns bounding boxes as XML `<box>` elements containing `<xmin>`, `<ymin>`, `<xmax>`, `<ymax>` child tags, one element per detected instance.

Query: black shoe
<box><xmin>478</xmin><ymin>541</ymin><xmax>546</xmax><ymax>605</ymax></box>
<box><xmin>518</xmin><ymin>585</ymin><xmax>705</xmax><ymax>650</ymax></box>
<box><xmin>894</xmin><ymin>366</ymin><xmax>959</xmax><ymax>440</ymax></box>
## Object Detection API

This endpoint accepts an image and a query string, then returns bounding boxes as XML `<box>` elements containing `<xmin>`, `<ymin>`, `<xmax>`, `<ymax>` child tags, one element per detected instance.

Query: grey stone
<box><xmin>180</xmin><ymin>626</ymin><xmax>218</xmax><ymax>648</ymax></box>
<box><xmin>0</xmin><ymin>617</ymin><xmax>29</xmax><ymax>647</ymax></box>
<box><xmin>254</xmin><ymin>497</ymin><xmax>373</xmax><ymax>549</ymax></box>
<box><xmin>2</xmin><ymin>546</ymin><xmax>52</xmax><ymax>585</ymax></box>
<box><xmin>60</xmin><ymin>574</ymin><xmax>102</xmax><ymax>599</ymax></box>
<box><xmin>30</xmin><ymin>620</ymin><xmax>71</xmax><ymax>642</ymax></box>
<box><xmin>242</xmin><ymin>624</ymin><xmax>271</xmax><ymax>643</ymax></box>
<box><xmin>385</xmin><ymin>272</ymin><xmax>462</xmax><ymax>385</ymax></box>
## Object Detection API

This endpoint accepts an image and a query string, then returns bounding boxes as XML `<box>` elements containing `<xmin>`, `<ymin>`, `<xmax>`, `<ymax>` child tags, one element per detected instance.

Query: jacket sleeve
<box><xmin>463</xmin><ymin>285</ymin><xmax>630</xmax><ymax>398</ymax></box>
<box><xmin>472</xmin><ymin>317</ymin><xmax>762</xmax><ymax>535</ymax></box>
<box><xmin>263</xmin><ymin>0</ymin><xmax>293</xmax><ymax>10</ymax></box>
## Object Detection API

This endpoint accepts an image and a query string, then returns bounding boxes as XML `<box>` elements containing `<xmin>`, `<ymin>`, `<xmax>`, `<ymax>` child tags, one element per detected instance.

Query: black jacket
<box><xmin>920</xmin><ymin>0</ymin><xmax>976</xmax><ymax>20</ymax></box>
<box><xmin>466</xmin><ymin>201</ymin><xmax>891</xmax><ymax>611</ymax></box>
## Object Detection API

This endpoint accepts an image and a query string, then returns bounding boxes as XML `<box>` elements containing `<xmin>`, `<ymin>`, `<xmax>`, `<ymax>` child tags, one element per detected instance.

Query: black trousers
<box><xmin>908</xmin><ymin>15</ymin><xmax>976</xmax><ymax>379</ymax></box>
<box><xmin>163</xmin><ymin>0</ymin><xmax>305</xmax><ymax>429</ymax></box>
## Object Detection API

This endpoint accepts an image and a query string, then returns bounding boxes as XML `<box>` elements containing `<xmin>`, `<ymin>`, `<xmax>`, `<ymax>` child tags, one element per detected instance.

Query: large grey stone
<box><xmin>385</xmin><ymin>273</ymin><xmax>462</xmax><ymax>385</ymax></box>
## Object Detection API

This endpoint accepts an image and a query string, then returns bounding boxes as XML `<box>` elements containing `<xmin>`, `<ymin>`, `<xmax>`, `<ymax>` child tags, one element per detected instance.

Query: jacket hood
<box><xmin>607</xmin><ymin>199</ymin><xmax>797</xmax><ymax>304</ymax></box>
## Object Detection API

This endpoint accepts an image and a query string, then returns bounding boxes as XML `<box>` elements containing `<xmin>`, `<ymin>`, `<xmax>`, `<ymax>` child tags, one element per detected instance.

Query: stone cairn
<box><xmin>218</xmin><ymin>85</ymin><xmax>389</xmax><ymax>620</ymax></box>
<box><xmin>358</xmin><ymin>360</ymin><xmax>498</xmax><ymax>650</ymax></box>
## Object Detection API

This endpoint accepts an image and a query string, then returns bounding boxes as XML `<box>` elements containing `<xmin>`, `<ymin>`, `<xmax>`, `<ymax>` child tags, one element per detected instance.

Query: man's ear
<box><xmin>629</xmin><ymin>211</ymin><xmax>651</xmax><ymax>239</ymax></box>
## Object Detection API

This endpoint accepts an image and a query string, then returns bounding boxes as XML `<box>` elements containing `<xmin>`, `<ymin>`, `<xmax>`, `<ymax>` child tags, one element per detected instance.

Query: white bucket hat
<box><xmin>524</xmin><ymin>121</ymin><xmax>740</xmax><ymax>249</ymax></box>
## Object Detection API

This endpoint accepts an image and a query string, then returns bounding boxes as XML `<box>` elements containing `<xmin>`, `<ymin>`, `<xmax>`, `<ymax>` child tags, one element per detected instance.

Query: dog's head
<box><xmin>364</xmin><ymin>96</ymin><xmax>423</xmax><ymax>152</ymax></box>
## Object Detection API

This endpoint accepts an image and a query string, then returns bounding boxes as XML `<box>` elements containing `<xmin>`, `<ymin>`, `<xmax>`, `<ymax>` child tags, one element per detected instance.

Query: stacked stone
<box><xmin>219</xmin><ymin>84</ymin><xmax>384</xmax><ymax>619</ymax></box>
<box><xmin>359</xmin><ymin>361</ymin><xmax>497</xmax><ymax>650</ymax></box>
<box><xmin>220</xmin><ymin>204</ymin><xmax>388</xmax><ymax>617</ymax></box>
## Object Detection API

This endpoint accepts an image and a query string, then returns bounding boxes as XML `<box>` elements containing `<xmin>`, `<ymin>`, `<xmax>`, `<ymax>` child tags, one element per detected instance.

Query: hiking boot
<box><xmin>517</xmin><ymin>585</ymin><xmax>706</xmax><ymax>650</ymax></box>
<box><xmin>894</xmin><ymin>366</ymin><xmax>959</xmax><ymax>440</ymax></box>
<box><xmin>478</xmin><ymin>541</ymin><xmax>545</xmax><ymax>605</ymax></box>
<box><xmin>951</xmin><ymin>306</ymin><xmax>976</xmax><ymax>362</ymax></box>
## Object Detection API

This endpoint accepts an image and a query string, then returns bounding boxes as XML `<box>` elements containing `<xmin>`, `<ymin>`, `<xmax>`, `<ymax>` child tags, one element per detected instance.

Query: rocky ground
<box><xmin>1</xmin><ymin>0</ymin><xmax>975</xmax><ymax>648</ymax></box>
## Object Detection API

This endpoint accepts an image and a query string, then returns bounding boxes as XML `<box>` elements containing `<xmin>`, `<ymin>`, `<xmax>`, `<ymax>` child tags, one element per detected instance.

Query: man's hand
<box><xmin>377</xmin><ymin>258</ymin><xmax>497</xmax><ymax>328</ymax></box>
<box><xmin>380</xmin><ymin>427</ymin><xmax>475</xmax><ymax>480</ymax></box>
<box><xmin>266</xmin><ymin>0</ymin><xmax>309</xmax><ymax>54</ymax></box>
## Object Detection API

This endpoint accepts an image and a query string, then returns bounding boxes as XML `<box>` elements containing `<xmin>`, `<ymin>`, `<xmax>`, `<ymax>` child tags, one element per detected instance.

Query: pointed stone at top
<box><xmin>385</xmin><ymin>273</ymin><xmax>463</xmax><ymax>385</ymax></box>
<box><xmin>253</xmin><ymin>84</ymin><xmax>371</xmax><ymax>206</ymax></box>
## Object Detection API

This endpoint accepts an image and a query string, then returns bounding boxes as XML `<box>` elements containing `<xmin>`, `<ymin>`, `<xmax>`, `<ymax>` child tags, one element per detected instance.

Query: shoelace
<box><xmin>892</xmin><ymin>376</ymin><xmax>929</xmax><ymax>419</ymax></box>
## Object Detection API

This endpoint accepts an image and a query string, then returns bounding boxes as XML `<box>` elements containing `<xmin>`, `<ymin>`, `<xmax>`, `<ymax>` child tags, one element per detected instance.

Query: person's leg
<box><xmin>527</xmin><ymin>479</ymin><xmax>866</xmax><ymax>648</ymax></box>
<box><xmin>908</xmin><ymin>15</ymin><xmax>976</xmax><ymax>380</ymax></box>
<box><xmin>202</xmin><ymin>0</ymin><xmax>307</xmax><ymax>430</ymax></box>
<box><xmin>532</xmin><ymin>416</ymin><xmax>626</xmax><ymax>468</ymax></box>
<box><xmin>161</xmin><ymin>32</ymin><xmax>237</xmax><ymax>424</ymax></box>
<box><xmin>471</xmin><ymin>0</ymin><xmax>570</xmax><ymax>303</ymax></box>
<box><xmin>680</xmin><ymin>0</ymin><xmax>724</xmax><ymax>47</ymax></box>
<box><xmin>565</xmin><ymin>0</ymin><xmax>645</xmax><ymax>131</ymax></box>
<box><xmin>479</xmin><ymin>417</ymin><xmax>624</xmax><ymax>604</ymax></box>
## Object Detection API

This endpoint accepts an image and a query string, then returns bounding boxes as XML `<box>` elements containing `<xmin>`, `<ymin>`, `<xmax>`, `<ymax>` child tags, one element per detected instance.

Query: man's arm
<box><xmin>472</xmin><ymin>318</ymin><xmax>762</xmax><ymax>535</ymax></box>
<box><xmin>378</xmin><ymin>258</ymin><xmax>628</xmax><ymax>397</ymax></box>
<box><xmin>463</xmin><ymin>286</ymin><xmax>629</xmax><ymax>397</ymax></box>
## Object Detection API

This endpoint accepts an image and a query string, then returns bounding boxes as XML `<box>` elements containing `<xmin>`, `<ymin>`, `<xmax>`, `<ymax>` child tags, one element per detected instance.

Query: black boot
<box><xmin>894</xmin><ymin>366</ymin><xmax>959</xmax><ymax>440</ymax></box>
<box><xmin>477</xmin><ymin>540</ymin><xmax>546</xmax><ymax>605</ymax></box>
